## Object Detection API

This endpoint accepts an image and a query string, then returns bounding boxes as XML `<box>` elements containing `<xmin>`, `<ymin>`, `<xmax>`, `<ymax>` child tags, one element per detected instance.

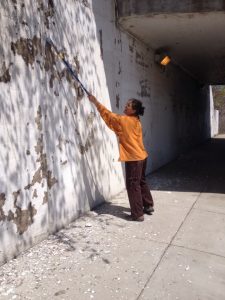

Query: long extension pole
<box><xmin>46</xmin><ymin>38</ymin><xmax>90</xmax><ymax>96</ymax></box>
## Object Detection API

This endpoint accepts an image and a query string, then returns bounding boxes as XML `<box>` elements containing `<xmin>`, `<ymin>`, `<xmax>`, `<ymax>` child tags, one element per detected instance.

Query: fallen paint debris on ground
<box><xmin>1</xmin><ymin>137</ymin><xmax>225</xmax><ymax>299</ymax></box>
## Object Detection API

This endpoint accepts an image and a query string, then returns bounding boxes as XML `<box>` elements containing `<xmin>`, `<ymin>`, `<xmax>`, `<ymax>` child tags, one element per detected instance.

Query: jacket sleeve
<box><xmin>95</xmin><ymin>102</ymin><xmax>122</xmax><ymax>135</ymax></box>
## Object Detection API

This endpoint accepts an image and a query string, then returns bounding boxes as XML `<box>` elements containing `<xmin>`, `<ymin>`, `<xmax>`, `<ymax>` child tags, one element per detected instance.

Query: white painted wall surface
<box><xmin>0</xmin><ymin>0</ymin><xmax>211</xmax><ymax>264</ymax></box>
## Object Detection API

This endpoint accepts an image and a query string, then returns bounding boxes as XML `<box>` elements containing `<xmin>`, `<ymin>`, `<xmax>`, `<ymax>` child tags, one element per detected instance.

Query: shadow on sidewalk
<box><xmin>94</xmin><ymin>202</ymin><xmax>132</xmax><ymax>221</ymax></box>
<box><xmin>93</xmin><ymin>137</ymin><xmax>225</xmax><ymax>221</ymax></box>
<box><xmin>148</xmin><ymin>137</ymin><xmax>225</xmax><ymax>194</ymax></box>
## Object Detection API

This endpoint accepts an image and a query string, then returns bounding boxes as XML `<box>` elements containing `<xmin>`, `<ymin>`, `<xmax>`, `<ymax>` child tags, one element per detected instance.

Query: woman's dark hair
<box><xmin>130</xmin><ymin>99</ymin><xmax>145</xmax><ymax>116</ymax></box>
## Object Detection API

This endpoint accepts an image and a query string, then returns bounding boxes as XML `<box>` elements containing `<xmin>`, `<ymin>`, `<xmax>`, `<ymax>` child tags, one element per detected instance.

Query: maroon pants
<box><xmin>125</xmin><ymin>158</ymin><xmax>154</xmax><ymax>219</ymax></box>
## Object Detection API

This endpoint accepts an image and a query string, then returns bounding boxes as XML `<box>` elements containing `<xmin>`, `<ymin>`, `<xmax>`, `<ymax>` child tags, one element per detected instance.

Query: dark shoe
<box><xmin>143</xmin><ymin>206</ymin><xmax>154</xmax><ymax>215</ymax></box>
<box><xmin>125</xmin><ymin>215</ymin><xmax>144</xmax><ymax>222</ymax></box>
<box><xmin>135</xmin><ymin>215</ymin><xmax>144</xmax><ymax>222</ymax></box>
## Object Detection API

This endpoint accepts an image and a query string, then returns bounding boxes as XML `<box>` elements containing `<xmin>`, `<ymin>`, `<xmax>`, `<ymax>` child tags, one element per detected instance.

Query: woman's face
<box><xmin>124</xmin><ymin>100</ymin><xmax>136</xmax><ymax>116</ymax></box>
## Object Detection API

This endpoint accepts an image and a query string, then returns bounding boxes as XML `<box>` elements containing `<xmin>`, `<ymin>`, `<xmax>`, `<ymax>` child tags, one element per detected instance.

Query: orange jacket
<box><xmin>96</xmin><ymin>103</ymin><xmax>148</xmax><ymax>161</ymax></box>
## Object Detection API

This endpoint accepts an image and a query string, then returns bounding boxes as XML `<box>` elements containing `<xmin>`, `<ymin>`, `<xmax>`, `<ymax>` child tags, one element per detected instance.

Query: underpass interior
<box><xmin>116</xmin><ymin>0</ymin><xmax>225</xmax><ymax>194</ymax></box>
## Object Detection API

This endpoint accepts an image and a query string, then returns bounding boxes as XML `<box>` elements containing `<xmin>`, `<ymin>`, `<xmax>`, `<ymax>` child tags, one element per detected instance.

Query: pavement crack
<box><xmin>136</xmin><ymin>190</ymin><xmax>204</xmax><ymax>300</ymax></box>
<box><xmin>170</xmin><ymin>243</ymin><xmax>225</xmax><ymax>259</ymax></box>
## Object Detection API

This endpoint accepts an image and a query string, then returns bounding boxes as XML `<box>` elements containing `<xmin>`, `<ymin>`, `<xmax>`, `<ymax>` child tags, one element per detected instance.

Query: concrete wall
<box><xmin>117</xmin><ymin>0</ymin><xmax>225</xmax><ymax>16</ymax></box>
<box><xmin>0</xmin><ymin>0</ymin><xmax>211</xmax><ymax>264</ymax></box>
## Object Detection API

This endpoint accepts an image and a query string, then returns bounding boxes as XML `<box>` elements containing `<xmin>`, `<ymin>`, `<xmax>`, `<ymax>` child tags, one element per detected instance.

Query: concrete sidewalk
<box><xmin>0</xmin><ymin>136</ymin><xmax>225</xmax><ymax>300</ymax></box>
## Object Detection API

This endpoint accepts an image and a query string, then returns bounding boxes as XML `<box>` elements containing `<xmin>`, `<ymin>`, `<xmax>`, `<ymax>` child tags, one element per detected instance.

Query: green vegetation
<box><xmin>212</xmin><ymin>85</ymin><xmax>225</xmax><ymax>110</ymax></box>
<box><xmin>212</xmin><ymin>85</ymin><xmax>225</xmax><ymax>133</ymax></box>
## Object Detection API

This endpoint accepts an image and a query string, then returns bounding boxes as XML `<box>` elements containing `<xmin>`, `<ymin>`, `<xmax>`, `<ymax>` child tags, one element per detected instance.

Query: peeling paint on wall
<box><xmin>10</xmin><ymin>35</ymin><xmax>81</xmax><ymax>93</ymax></box>
<box><xmin>47</xmin><ymin>171</ymin><xmax>57</xmax><ymax>189</ymax></box>
<box><xmin>25</xmin><ymin>106</ymin><xmax>58</xmax><ymax>192</ymax></box>
<box><xmin>13</xmin><ymin>198</ymin><xmax>37</xmax><ymax>235</ymax></box>
<box><xmin>35</xmin><ymin>106</ymin><xmax>43</xmax><ymax>131</ymax></box>
<box><xmin>11</xmin><ymin>36</ymin><xmax>42</xmax><ymax>66</ymax></box>
<box><xmin>79</xmin><ymin>128</ymin><xmax>95</xmax><ymax>155</ymax></box>
<box><xmin>37</xmin><ymin>0</ymin><xmax>55</xmax><ymax>29</ymax></box>
<box><xmin>0</xmin><ymin>193</ymin><xmax>6</xmax><ymax>222</ymax></box>
<box><xmin>0</xmin><ymin>190</ymin><xmax>37</xmax><ymax>235</ymax></box>
<box><xmin>0</xmin><ymin>62</ymin><xmax>12</xmax><ymax>83</ymax></box>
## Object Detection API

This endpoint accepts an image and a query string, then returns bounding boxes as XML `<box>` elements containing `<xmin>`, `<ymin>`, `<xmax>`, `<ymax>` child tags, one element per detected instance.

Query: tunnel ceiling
<box><xmin>117</xmin><ymin>1</ymin><xmax>225</xmax><ymax>85</ymax></box>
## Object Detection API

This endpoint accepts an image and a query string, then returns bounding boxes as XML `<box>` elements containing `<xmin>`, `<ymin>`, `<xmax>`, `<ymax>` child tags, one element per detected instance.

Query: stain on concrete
<box><xmin>79</xmin><ymin>129</ymin><xmax>95</xmax><ymax>154</ymax></box>
<box><xmin>138</xmin><ymin>80</ymin><xmax>151</xmax><ymax>98</ymax></box>
<box><xmin>33</xmin><ymin>189</ymin><xmax>38</xmax><ymax>198</ymax></box>
<box><xmin>0</xmin><ymin>193</ymin><xmax>6</xmax><ymax>222</ymax></box>
<box><xmin>64</xmin><ymin>106</ymin><xmax>69</xmax><ymax>115</ymax></box>
<box><xmin>116</xmin><ymin>94</ymin><xmax>120</xmax><ymax>109</ymax></box>
<box><xmin>136</xmin><ymin>51</ymin><xmax>148</xmax><ymax>68</ymax></box>
<box><xmin>7</xmin><ymin>210</ymin><xmax>14</xmax><ymax>222</ymax></box>
<box><xmin>34</xmin><ymin>134</ymin><xmax>44</xmax><ymax>155</ymax></box>
<box><xmin>43</xmin><ymin>191</ymin><xmax>48</xmax><ymax>204</ymax></box>
<box><xmin>21</xmin><ymin>20</ymin><xmax>28</xmax><ymax>26</ymax></box>
<box><xmin>73</xmin><ymin>56</ymin><xmax>80</xmax><ymax>73</ymax></box>
<box><xmin>77</xmin><ymin>86</ymin><xmax>84</xmax><ymax>100</ymax></box>
<box><xmin>44</xmin><ymin>40</ymin><xmax>57</xmax><ymax>73</ymax></box>
<box><xmin>99</xmin><ymin>29</ymin><xmax>103</xmax><ymax>59</ymax></box>
<box><xmin>78</xmin><ymin>143</ymin><xmax>85</xmax><ymax>155</ymax></box>
<box><xmin>13</xmin><ymin>190</ymin><xmax>21</xmax><ymax>203</ymax></box>
<box><xmin>118</xmin><ymin>61</ymin><xmax>122</xmax><ymax>74</ymax></box>
<box><xmin>0</xmin><ymin>62</ymin><xmax>11</xmax><ymax>83</ymax></box>
<box><xmin>11</xmin><ymin>0</ymin><xmax>17</xmax><ymax>9</ymax></box>
<box><xmin>129</xmin><ymin>45</ymin><xmax>134</xmax><ymax>53</ymax></box>
<box><xmin>35</xmin><ymin>105</ymin><xmax>42</xmax><ymax>131</ymax></box>
<box><xmin>129</xmin><ymin>38</ymin><xmax>136</xmax><ymax>53</ymax></box>
<box><xmin>86</xmin><ymin>112</ymin><xmax>96</xmax><ymax>126</ymax></box>
<box><xmin>81</xmin><ymin>0</ymin><xmax>90</xmax><ymax>8</ymax></box>
<box><xmin>57</xmin><ymin>135</ymin><xmax>63</xmax><ymax>152</ymax></box>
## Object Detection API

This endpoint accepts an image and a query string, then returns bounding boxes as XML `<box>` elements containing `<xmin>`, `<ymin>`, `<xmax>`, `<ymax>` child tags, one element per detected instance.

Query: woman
<box><xmin>88</xmin><ymin>95</ymin><xmax>154</xmax><ymax>221</ymax></box>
